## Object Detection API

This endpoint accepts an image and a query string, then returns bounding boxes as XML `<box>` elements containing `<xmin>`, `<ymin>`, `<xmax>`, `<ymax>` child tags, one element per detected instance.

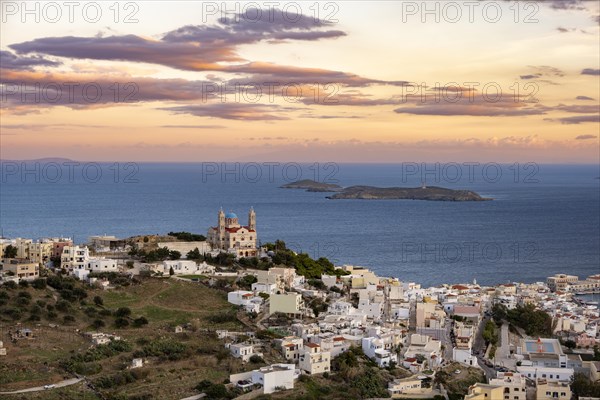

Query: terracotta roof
<box><xmin>225</xmin><ymin>226</ymin><xmax>256</xmax><ymax>233</ymax></box>
<box><xmin>452</xmin><ymin>285</ymin><xmax>469</xmax><ymax>290</ymax></box>
<box><xmin>305</xmin><ymin>342</ymin><xmax>320</xmax><ymax>348</ymax></box>
<box><xmin>333</xmin><ymin>337</ymin><xmax>345</xmax><ymax>342</ymax></box>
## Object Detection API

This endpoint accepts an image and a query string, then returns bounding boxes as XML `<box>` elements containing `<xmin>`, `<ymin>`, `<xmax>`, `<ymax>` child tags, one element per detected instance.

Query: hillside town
<box><xmin>1</xmin><ymin>210</ymin><xmax>599</xmax><ymax>399</ymax></box>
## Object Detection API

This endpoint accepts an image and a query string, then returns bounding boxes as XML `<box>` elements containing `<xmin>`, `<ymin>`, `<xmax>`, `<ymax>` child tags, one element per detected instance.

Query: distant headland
<box><xmin>281</xmin><ymin>180</ymin><xmax>492</xmax><ymax>201</ymax></box>
<box><xmin>280</xmin><ymin>179</ymin><xmax>343</xmax><ymax>192</ymax></box>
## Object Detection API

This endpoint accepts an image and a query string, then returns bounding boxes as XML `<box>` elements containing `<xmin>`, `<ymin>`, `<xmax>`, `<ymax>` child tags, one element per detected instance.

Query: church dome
<box><xmin>225</xmin><ymin>212</ymin><xmax>238</xmax><ymax>219</ymax></box>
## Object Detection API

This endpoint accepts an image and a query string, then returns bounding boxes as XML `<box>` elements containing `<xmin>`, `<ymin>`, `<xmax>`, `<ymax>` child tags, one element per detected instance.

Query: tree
<box><xmin>186</xmin><ymin>247</ymin><xmax>202</xmax><ymax>260</ymax></box>
<box><xmin>169</xmin><ymin>266</ymin><xmax>175</xmax><ymax>276</ymax></box>
<box><xmin>564</xmin><ymin>340</ymin><xmax>577</xmax><ymax>350</ymax></box>
<box><xmin>169</xmin><ymin>250</ymin><xmax>181</xmax><ymax>260</ymax></box>
<box><xmin>115</xmin><ymin>307</ymin><xmax>131</xmax><ymax>318</ymax></box>
<box><xmin>168</xmin><ymin>232</ymin><xmax>206</xmax><ymax>242</ymax></box>
<box><xmin>238</xmin><ymin>275</ymin><xmax>257</xmax><ymax>289</ymax></box>
<box><xmin>115</xmin><ymin>318</ymin><xmax>129</xmax><ymax>328</ymax></box>
<box><xmin>204</xmin><ymin>383</ymin><xmax>228</xmax><ymax>399</ymax></box>
<box><xmin>133</xmin><ymin>316</ymin><xmax>149</xmax><ymax>327</ymax></box>
<box><xmin>31</xmin><ymin>279</ymin><xmax>47</xmax><ymax>290</ymax></box>
<box><xmin>2</xmin><ymin>281</ymin><xmax>17</xmax><ymax>289</ymax></box>
<box><xmin>571</xmin><ymin>372</ymin><xmax>600</xmax><ymax>398</ymax></box>
<box><xmin>92</xmin><ymin>319</ymin><xmax>105</xmax><ymax>330</ymax></box>
<box><xmin>249</xmin><ymin>354</ymin><xmax>264</xmax><ymax>364</ymax></box>
<box><xmin>3</xmin><ymin>245</ymin><xmax>17</xmax><ymax>258</ymax></box>
<box><xmin>93</xmin><ymin>296</ymin><xmax>104</xmax><ymax>306</ymax></box>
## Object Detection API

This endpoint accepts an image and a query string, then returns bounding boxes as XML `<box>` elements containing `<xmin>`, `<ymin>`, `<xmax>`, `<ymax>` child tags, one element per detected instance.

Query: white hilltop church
<box><xmin>207</xmin><ymin>208</ymin><xmax>258</xmax><ymax>257</ymax></box>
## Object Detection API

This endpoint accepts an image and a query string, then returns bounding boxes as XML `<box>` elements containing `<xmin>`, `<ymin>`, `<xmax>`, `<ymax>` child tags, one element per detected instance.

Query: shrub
<box><xmin>56</xmin><ymin>300</ymin><xmax>71</xmax><ymax>312</ymax></box>
<box><xmin>30</xmin><ymin>304</ymin><xmax>42</xmax><ymax>315</ymax></box>
<box><xmin>3</xmin><ymin>307</ymin><xmax>22</xmax><ymax>320</ymax></box>
<box><xmin>207</xmin><ymin>312</ymin><xmax>238</xmax><ymax>324</ymax></box>
<box><xmin>18</xmin><ymin>280</ymin><xmax>29</xmax><ymax>288</ymax></box>
<box><xmin>115</xmin><ymin>307</ymin><xmax>131</xmax><ymax>318</ymax></box>
<box><xmin>31</xmin><ymin>279</ymin><xmax>47</xmax><ymax>290</ymax></box>
<box><xmin>141</xmin><ymin>338</ymin><xmax>187</xmax><ymax>361</ymax></box>
<box><xmin>249</xmin><ymin>354</ymin><xmax>264</xmax><ymax>364</ymax></box>
<box><xmin>114</xmin><ymin>318</ymin><xmax>129</xmax><ymax>328</ymax></box>
<box><xmin>204</xmin><ymin>384</ymin><xmax>229</xmax><ymax>399</ymax></box>
<box><xmin>72</xmin><ymin>362</ymin><xmax>102</xmax><ymax>375</ymax></box>
<box><xmin>92</xmin><ymin>319</ymin><xmax>105</xmax><ymax>330</ymax></box>
<box><xmin>93</xmin><ymin>296</ymin><xmax>104</xmax><ymax>306</ymax></box>
<box><xmin>67</xmin><ymin>340</ymin><xmax>133</xmax><ymax>365</ymax></box>
<box><xmin>2</xmin><ymin>281</ymin><xmax>17</xmax><ymax>289</ymax></box>
<box><xmin>99</xmin><ymin>309</ymin><xmax>112</xmax><ymax>317</ymax></box>
<box><xmin>63</xmin><ymin>315</ymin><xmax>76</xmax><ymax>324</ymax></box>
<box><xmin>133</xmin><ymin>316</ymin><xmax>149</xmax><ymax>327</ymax></box>
<box><xmin>47</xmin><ymin>311</ymin><xmax>58</xmax><ymax>320</ymax></box>
<box><xmin>85</xmin><ymin>307</ymin><xmax>98</xmax><ymax>317</ymax></box>
<box><xmin>15</xmin><ymin>297</ymin><xmax>31</xmax><ymax>307</ymax></box>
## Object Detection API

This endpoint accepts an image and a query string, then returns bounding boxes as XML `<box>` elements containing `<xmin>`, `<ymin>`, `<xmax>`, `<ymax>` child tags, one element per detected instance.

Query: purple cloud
<box><xmin>581</xmin><ymin>68</ymin><xmax>600</xmax><ymax>76</ymax></box>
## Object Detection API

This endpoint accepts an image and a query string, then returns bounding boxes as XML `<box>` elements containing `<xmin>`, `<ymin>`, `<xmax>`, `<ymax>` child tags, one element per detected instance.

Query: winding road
<box><xmin>0</xmin><ymin>378</ymin><xmax>83</xmax><ymax>394</ymax></box>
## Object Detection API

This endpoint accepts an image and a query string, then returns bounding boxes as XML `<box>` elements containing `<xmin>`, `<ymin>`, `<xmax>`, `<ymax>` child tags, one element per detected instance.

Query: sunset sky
<box><xmin>1</xmin><ymin>0</ymin><xmax>599</xmax><ymax>162</ymax></box>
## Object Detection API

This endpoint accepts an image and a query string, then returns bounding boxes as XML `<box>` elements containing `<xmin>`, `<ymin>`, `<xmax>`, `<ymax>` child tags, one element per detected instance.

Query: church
<box><xmin>207</xmin><ymin>208</ymin><xmax>258</xmax><ymax>257</ymax></box>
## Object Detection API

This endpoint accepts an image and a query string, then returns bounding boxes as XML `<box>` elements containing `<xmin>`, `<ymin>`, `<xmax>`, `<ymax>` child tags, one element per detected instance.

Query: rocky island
<box><xmin>280</xmin><ymin>179</ymin><xmax>343</xmax><ymax>192</ymax></box>
<box><xmin>327</xmin><ymin>185</ymin><xmax>491</xmax><ymax>201</ymax></box>
<box><xmin>282</xmin><ymin>180</ymin><xmax>491</xmax><ymax>201</ymax></box>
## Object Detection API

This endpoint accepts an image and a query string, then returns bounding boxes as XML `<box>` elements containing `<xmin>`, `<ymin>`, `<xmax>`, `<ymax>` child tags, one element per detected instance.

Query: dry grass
<box><xmin>1</xmin><ymin>278</ymin><xmax>248</xmax><ymax>399</ymax></box>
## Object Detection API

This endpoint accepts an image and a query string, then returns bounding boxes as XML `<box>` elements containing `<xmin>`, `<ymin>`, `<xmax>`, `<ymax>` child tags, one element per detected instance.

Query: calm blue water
<box><xmin>1</xmin><ymin>162</ymin><xmax>598</xmax><ymax>287</ymax></box>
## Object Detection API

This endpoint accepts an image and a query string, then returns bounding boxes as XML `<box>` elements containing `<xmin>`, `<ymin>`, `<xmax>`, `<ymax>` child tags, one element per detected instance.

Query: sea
<box><xmin>1</xmin><ymin>162</ymin><xmax>599</xmax><ymax>287</ymax></box>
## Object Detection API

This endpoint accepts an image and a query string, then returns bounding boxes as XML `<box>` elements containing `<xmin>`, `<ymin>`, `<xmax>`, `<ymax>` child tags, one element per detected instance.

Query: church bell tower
<box><xmin>248</xmin><ymin>207</ymin><xmax>256</xmax><ymax>230</ymax></box>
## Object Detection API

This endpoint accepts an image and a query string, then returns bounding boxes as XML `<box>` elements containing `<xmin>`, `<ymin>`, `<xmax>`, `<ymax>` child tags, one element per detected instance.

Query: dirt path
<box><xmin>0</xmin><ymin>377</ymin><xmax>83</xmax><ymax>394</ymax></box>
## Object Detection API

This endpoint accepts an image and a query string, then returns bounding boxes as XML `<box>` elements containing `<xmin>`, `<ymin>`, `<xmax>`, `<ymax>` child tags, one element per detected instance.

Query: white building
<box><xmin>404</xmin><ymin>334</ymin><xmax>442</xmax><ymax>369</ymax></box>
<box><xmin>252</xmin><ymin>282</ymin><xmax>278</xmax><ymax>295</ymax></box>
<box><xmin>228</xmin><ymin>290</ymin><xmax>263</xmax><ymax>314</ymax></box>
<box><xmin>516</xmin><ymin>338</ymin><xmax>575</xmax><ymax>382</ymax></box>
<box><xmin>312</xmin><ymin>334</ymin><xmax>351</xmax><ymax>358</ymax></box>
<box><xmin>299</xmin><ymin>343</ymin><xmax>330</xmax><ymax>375</ymax></box>
<box><xmin>327</xmin><ymin>300</ymin><xmax>354</xmax><ymax>316</ymax></box>
<box><xmin>88</xmin><ymin>258</ymin><xmax>118</xmax><ymax>272</ymax></box>
<box><xmin>362</xmin><ymin>337</ymin><xmax>398</xmax><ymax>368</ymax></box>
<box><xmin>163</xmin><ymin>260</ymin><xmax>215</xmax><ymax>275</ymax></box>
<box><xmin>230</xmin><ymin>364</ymin><xmax>297</xmax><ymax>394</ymax></box>
<box><xmin>61</xmin><ymin>245</ymin><xmax>90</xmax><ymax>270</ymax></box>
<box><xmin>228</xmin><ymin>343</ymin><xmax>261</xmax><ymax>363</ymax></box>
<box><xmin>278</xmin><ymin>336</ymin><xmax>304</xmax><ymax>362</ymax></box>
